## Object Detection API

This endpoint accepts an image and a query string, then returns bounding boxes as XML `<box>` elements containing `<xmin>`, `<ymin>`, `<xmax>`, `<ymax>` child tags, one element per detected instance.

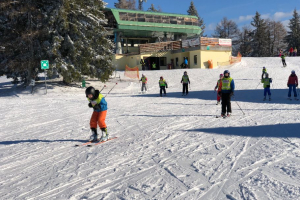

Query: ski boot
<box><xmin>216</xmin><ymin>101</ymin><xmax>220</xmax><ymax>105</ymax></box>
<box><xmin>227</xmin><ymin>112</ymin><xmax>231</xmax><ymax>117</ymax></box>
<box><xmin>99</xmin><ymin>127</ymin><xmax>109</xmax><ymax>141</ymax></box>
<box><xmin>221</xmin><ymin>113</ymin><xmax>226</xmax><ymax>118</ymax></box>
<box><xmin>89</xmin><ymin>128</ymin><xmax>99</xmax><ymax>142</ymax></box>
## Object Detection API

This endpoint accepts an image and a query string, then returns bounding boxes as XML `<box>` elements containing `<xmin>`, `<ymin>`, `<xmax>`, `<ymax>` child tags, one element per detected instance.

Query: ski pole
<box><xmin>234</xmin><ymin>100</ymin><xmax>245</xmax><ymax>115</ymax></box>
<box><xmin>104</xmin><ymin>83</ymin><xmax>118</xmax><ymax>97</ymax></box>
<box><xmin>100</xmin><ymin>85</ymin><xmax>106</xmax><ymax>93</ymax></box>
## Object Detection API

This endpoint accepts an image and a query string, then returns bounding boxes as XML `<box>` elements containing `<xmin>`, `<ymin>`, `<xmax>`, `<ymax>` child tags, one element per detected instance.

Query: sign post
<box><xmin>41</xmin><ymin>60</ymin><xmax>49</xmax><ymax>94</ymax></box>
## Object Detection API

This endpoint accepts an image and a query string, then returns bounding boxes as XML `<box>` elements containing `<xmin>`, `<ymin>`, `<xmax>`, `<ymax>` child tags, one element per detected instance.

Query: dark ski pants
<box><xmin>141</xmin><ymin>83</ymin><xmax>147</xmax><ymax>92</ymax></box>
<box><xmin>288</xmin><ymin>84</ymin><xmax>297</xmax><ymax>97</ymax></box>
<box><xmin>221</xmin><ymin>93</ymin><xmax>232</xmax><ymax>114</ymax></box>
<box><xmin>160</xmin><ymin>86</ymin><xmax>166</xmax><ymax>96</ymax></box>
<box><xmin>282</xmin><ymin>59</ymin><xmax>286</xmax><ymax>66</ymax></box>
<box><xmin>182</xmin><ymin>83</ymin><xmax>189</xmax><ymax>94</ymax></box>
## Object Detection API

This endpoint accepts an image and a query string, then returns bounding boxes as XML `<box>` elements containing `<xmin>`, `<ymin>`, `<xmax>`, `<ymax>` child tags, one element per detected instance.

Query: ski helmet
<box><xmin>224</xmin><ymin>70</ymin><xmax>230</xmax><ymax>75</ymax></box>
<box><xmin>219</xmin><ymin>73</ymin><xmax>224</xmax><ymax>78</ymax></box>
<box><xmin>291</xmin><ymin>70</ymin><xmax>295</xmax><ymax>74</ymax></box>
<box><xmin>160</xmin><ymin>76</ymin><xmax>163</xmax><ymax>79</ymax></box>
<box><xmin>263</xmin><ymin>66</ymin><xmax>266</xmax><ymax>69</ymax></box>
<box><xmin>85</xmin><ymin>86</ymin><xmax>96</xmax><ymax>98</ymax></box>
<box><xmin>184</xmin><ymin>71</ymin><xmax>187</xmax><ymax>74</ymax></box>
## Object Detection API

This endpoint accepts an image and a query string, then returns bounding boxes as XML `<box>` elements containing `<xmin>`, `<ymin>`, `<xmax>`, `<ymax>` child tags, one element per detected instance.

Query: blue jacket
<box><xmin>88</xmin><ymin>90</ymin><xmax>107</xmax><ymax>112</ymax></box>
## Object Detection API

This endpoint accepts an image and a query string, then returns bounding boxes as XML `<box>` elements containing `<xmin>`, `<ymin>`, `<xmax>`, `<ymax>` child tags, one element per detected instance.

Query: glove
<box><xmin>296</xmin><ymin>84</ymin><xmax>298</xmax><ymax>87</ymax></box>
<box><xmin>287</xmin><ymin>84</ymin><xmax>289</xmax><ymax>87</ymax></box>
<box><xmin>88</xmin><ymin>103</ymin><xmax>93</xmax><ymax>108</ymax></box>
<box><xmin>230</xmin><ymin>92</ymin><xmax>234</xmax><ymax>97</ymax></box>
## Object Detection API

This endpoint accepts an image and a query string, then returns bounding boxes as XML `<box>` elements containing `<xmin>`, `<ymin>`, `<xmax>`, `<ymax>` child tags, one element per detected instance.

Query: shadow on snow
<box><xmin>0</xmin><ymin>139</ymin><xmax>87</xmax><ymax>145</ymax></box>
<box><xmin>134</xmin><ymin>89</ymin><xmax>300</xmax><ymax>104</ymax></box>
<box><xmin>187</xmin><ymin>123</ymin><xmax>300</xmax><ymax>138</ymax></box>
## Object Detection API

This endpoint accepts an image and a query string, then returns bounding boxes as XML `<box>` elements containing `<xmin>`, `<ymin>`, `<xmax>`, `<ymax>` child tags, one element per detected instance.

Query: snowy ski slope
<box><xmin>1</xmin><ymin>57</ymin><xmax>300</xmax><ymax>200</ymax></box>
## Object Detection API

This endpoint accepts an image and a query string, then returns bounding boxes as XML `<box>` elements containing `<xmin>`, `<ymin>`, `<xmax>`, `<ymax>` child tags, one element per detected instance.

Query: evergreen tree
<box><xmin>115</xmin><ymin>0</ymin><xmax>136</xmax><ymax>10</ymax></box>
<box><xmin>187</xmin><ymin>1</ymin><xmax>205</xmax><ymax>36</ymax></box>
<box><xmin>250</xmin><ymin>11</ymin><xmax>269</xmax><ymax>57</ymax></box>
<box><xmin>285</xmin><ymin>9</ymin><xmax>300</xmax><ymax>56</ymax></box>
<box><xmin>147</xmin><ymin>4</ymin><xmax>161</xmax><ymax>12</ymax></box>
<box><xmin>0</xmin><ymin>0</ymin><xmax>114</xmax><ymax>84</ymax></box>
<box><xmin>237</xmin><ymin>26</ymin><xmax>253</xmax><ymax>57</ymax></box>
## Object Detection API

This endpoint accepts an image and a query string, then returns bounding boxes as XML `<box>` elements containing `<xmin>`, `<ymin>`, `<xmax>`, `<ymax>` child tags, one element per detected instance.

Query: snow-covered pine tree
<box><xmin>285</xmin><ymin>9</ymin><xmax>300</xmax><ymax>56</ymax></box>
<box><xmin>187</xmin><ymin>1</ymin><xmax>205</xmax><ymax>37</ymax></box>
<box><xmin>0</xmin><ymin>0</ymin><xmax>114</xmax><ymax>85</ymax></box>
<box><xmin>250</xmin><ymin>11</ymin><xmax>269</xmax><ymax>57</ymax></box>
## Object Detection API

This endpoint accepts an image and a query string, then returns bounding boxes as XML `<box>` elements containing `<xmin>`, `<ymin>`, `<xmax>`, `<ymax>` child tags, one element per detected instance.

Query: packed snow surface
<box><xmin>1</xmin><ymin>57</ymin><xmax>300</xmax><ymax>200</ymax></box>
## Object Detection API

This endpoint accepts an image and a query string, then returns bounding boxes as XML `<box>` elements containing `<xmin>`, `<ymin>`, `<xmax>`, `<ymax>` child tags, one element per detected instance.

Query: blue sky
<box><xmin>104</xmin><ymin>0</ymin><xmax>300</xmax><ymax>36</ymax></box>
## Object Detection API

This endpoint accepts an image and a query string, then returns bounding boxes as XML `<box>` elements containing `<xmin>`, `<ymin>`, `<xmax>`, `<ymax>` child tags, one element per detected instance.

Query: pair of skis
<box><xmin>75</xmin><ymin>137</ymin><xmax>117</xmax><ymax>147</ymax></box>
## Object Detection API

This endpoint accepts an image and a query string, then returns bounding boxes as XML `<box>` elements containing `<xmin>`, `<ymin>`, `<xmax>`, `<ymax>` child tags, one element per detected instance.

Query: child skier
<box><xmin>181</xmin><ymin>71</ymin><xmax>190</xmax><ymax>96</ymax></box>
<box><xmin>214</xmin><ymin>73</ymin><xmax>223</xmax><ymax>104</ymax></box>
<box><xmin>281</xmin><ymin>54</ymin><xmax>287</xmax><ymax>67</ymax></box>
<box><xmin>85</xmin><ymin>86</ymin><xmax>108</xmax><ymax>142</ymax></box>
<box><xmin>139</xmin><ymin>74</ymin><xmax>148</xmax><ymax>93</ymax></box>
<box><xmin>159</xmin><ymin>76</ymin><xmax>168</xmax><ymax>96</ymax></box>
<box><xmin>261</xmin><ymin>73</ymin><xmax>272</xmax><ymax>101</ymax></box>
<box><xmin>287</xmin><ymin>70</ymin><xmax>298</xmax><ymax>100</ymax></box>
<box><xmin>218</xmin><ymin>70</ymin><xmax>235</xmax><ymax>117</ymax></box>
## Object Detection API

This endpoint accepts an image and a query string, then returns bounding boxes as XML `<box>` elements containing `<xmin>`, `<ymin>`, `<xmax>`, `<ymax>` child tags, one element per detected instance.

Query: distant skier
<box><xmin>214</xmin><ymin>73</ymin><xmax>223</xmax><ymax>104</ymax></box>
<box><xmin>281</xmin><ymin>54</ymin><xmax>287</xmax><ymax>67</ymax></box>
<box><xmin>181</xmin><ymin>71</ymin><xmax>190</xmax><ymax>96</ymax></box>
<box><xmin>289</xmin><ymin>47</ymin><xmax>294</xmax><ymax>56</ymax></box>
<box><xmin>159</xmin><ymin>76</ymin><xmax>168</xmax><ymax>97</ymax></box>
<box><xmin>262</xmin><ymin>66</ymin><xmax>267</xmax><ymax>78</ymax></box>
<box><xmin>85</xmin><ymin>86</ymin><xmax>108</xmax><ymax>142</ymax></box>
<box><xmin>139</xmin><ymin>74</ymin><xmax>148</xmax><ymax>93</ymax></box>
<box><xmin>261</xmin><ymin>73</ymin><xmax>272</xmax><ymax>101</ymax></box>
<box><xmin>287</xmin><ymin>70</ymin><xmax>298</xmax><ymax>100</ymax></box>
<box><xmin>218</xmin><ymin>70</ymin><xmax>235</xmax><ymax>117</ymax></box>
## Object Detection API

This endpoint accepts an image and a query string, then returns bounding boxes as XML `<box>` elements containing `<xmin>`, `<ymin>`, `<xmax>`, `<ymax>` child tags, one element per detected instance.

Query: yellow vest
<box><xmin>141</xmin><ymin>77</ymin><xmax>147</xmax><ymax>83</ymax></box>
<box><xmin>159</xmin><ymin>79</ymin><xmax>166</xmax><ymax>86</ymax></box>
<box><xmin>182</xmin><ymin>75</ymin><xmax>189</xmax><ymax>83</ymax></box>
<box><xmin>221</xmin><ymin>77</ymin><xmax>233</xmax><ymax>90</ymax></box>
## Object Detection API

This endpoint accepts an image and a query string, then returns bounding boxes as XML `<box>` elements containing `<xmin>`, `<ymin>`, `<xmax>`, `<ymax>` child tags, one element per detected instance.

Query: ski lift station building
<box><xmin>103</xmin><ymin>8</ymin><xmax>233</xmax><ymax>70</ymax></box>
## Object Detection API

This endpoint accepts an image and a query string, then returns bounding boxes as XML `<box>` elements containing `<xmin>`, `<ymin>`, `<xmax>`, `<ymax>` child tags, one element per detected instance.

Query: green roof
<box><xmin>104</xmin><ymin>8</ymin><xmax>201</xmax><ymax>37</ymax></box>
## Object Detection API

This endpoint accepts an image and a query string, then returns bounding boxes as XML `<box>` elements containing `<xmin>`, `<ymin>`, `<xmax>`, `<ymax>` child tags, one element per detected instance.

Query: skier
<box><xmin>289</xmin><ymin>47</ymin><xmax>294</xmax><ymax>56</ymax></box>
<box><xmin>140</xmin><ymin>59</ymin><xmax>146</xmax><ymax>70</ymax></box>
<box><xmin>214</xmin><ymin>73</ymin><xmax>223</xmax><ymax>104</ymax></box>
<box><xmin>85</xmin><ymin>86</ymin><xmax>108</xmax><ymax>142</ymax></box>
<box><xmin>159</xmin><ymin>76</ymin><xmax>168</xmax><ymax>97</ymax></box>
<box><xmin>262</xmin><ymin>66</ymin><xmax>267</xmax><ymax>78</ymax></box>
<box><xmin>281</xmin><ymin>54</ymin><xmax>287</xmax><ymax>67</ymax></box>
<box><xmin>287</xmin><ymin>70</ymin><xmax>298</xmax><ymax>100</ymax></box>
<box><xmin>139</xmin><ymin>74</ymin><xmax>148</xmax><ymax>93</ymax></box>
<box><xmin>261</xmin><ymin>73</ymin><xmax>272</xmax><ymax>101</ymax></box>
<box><xmin>218</xmin><ymin>70</ymin><xmax>235</xmax><ymax>117</ymax></box>
<box><xmin>181</xmin><ymin>71</ymin><xmax>190</xmax><ymax>96</ymax></box>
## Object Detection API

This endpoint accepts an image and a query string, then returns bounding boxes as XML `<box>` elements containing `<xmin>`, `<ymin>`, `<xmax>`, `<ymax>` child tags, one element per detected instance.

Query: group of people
<box><xmin>84</xmin><ymin>67</ymin><xmax>299</xmax><ymax>142</ymax></box>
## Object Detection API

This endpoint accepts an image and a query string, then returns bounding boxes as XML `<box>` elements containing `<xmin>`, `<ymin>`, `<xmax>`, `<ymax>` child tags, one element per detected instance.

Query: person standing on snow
<box><xmin>181</xmin><ymin>71</ymin><xmax>190</xmax><ymax>96</ymax></box>
<box><xmin>214</xmin><ymin>74</ymin><xmax>223</xmax><ymax>105</ymax></box>
<box><xmin>218</xmin><ymin>70</ymin><xmax>235</xmax><ymax>117</ymax></box>
<box><xmin>139</xmin><ymin>74</ymin><xmax>148</xmax><ymax>93</ymax></box>
<box><xmin>281</xmin><ymin>54</ymin><xmax>287</xmax><ymax>67</ymax></box>
<box><xmin>159</xmin><ymin>76</ymin><xmax>168</xmax><ymax>97</ymax></box>
<box><xmin>287</xmin><ymin>70</ymin><xmax>298</xmax><ymax>100</ymax></box>
<box><xmin>289</xmin><ymin>47</ymin><xmax>294</xmax><ymax>56</ymax></box>
<box><xmin>85</xmin><ymin>86</ymin><xmax>108</xmax><ymax>142</ymax></box>
<box><xmin>261</xmin><ymin>73</ymin><xmax>272</xmax><ymax>101</ymax></box>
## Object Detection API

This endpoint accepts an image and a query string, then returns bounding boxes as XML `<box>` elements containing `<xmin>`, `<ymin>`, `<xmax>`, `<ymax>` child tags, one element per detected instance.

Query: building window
<box><xmin>176</xmin><ymin>57</ymin><xmax>178</xmax><ymax>66</ymax></box>
<box><xmin>160</xmin><ymin>57</ymin><xmax>167</xmax><ymax>66</ymax></box>
<box><xmin>194</xmin><ymin>55</ymin><xmax>197</xmax><ymax>65</ymax></box>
